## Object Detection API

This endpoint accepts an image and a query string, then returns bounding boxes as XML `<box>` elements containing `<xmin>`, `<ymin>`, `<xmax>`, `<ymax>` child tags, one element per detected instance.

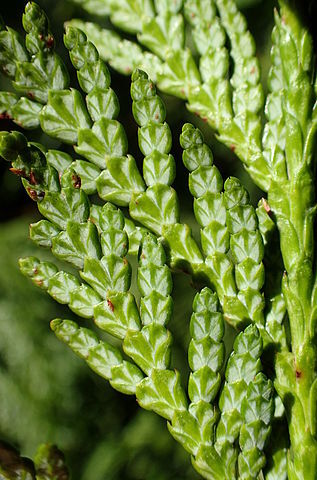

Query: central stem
<box><xmin>276</xmin><ymin>340</ymin><xmax>317</xmax><ymax>480</ymax></box>
<box><xmin>269</xmin><ymin>172</ymin><xmax>317</xmax><ymax>479</ymax></box>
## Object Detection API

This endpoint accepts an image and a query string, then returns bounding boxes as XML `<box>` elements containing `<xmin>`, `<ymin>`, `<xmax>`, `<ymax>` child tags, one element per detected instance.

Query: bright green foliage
<box><xmin>183</xmin><ymin>288</ymin><xmax>224</xmax><ymax>455</ymax></box>
<box><xmin>191</xmin><ymin>324</ymin><xmax>273</xmax><ymax>480</ymax></box>
<box><xmin>180</xmin><ymin>123</ymin><xmax>266</xmax><ymax>330</ymax></box>
<box><xmin>128</xmin><ymin>69</ymin><xmax>204</xmax><ymax>272</ymax></box>
<box><xmin>69</xmin><ymin>0</ymin><xmax>271</xmax><ymax>190</ymax></box>
<box><xmin>0</xmin><ymin>131</ymin><xmax>273</xmax><ymax>479</ymax></box>
<box><xmin>0</xmin><ymin>1</ymin><xmax>68</xmax><ymax>129</ymax></box>
<box><xmin>134</xmin><ymin>235</ymin><xmax>188</xmax><ymax>417</ymax></box>
<box><xmin>1</xmin><ymin>1</ymin><xmax>317</xmax><ymax>479</ymax></box>
<box><xmin>238</xmin><ymin>373</ymin><xmax>274</xmax><ymax>479</ymax></box>
<box><xmin>215</xmin><ymin>325</ymin><xmax>270</xmax><ymax>478</ymax></box>
<box><xmin>129</xmin><ymin>69</ymin><xmax>178</xmax><ymax>234</ymax></box>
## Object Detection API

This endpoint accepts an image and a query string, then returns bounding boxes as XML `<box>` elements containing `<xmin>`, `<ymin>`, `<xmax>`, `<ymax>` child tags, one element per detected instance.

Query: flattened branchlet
<box><xmin>0</xmin><ymin>0</ymin><xmax>316</xmax><ymax>479</ymax></box>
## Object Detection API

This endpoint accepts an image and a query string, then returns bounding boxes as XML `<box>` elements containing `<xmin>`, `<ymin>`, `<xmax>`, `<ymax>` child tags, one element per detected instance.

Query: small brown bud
<box><xmin>72</xmin><ymin>174</ymin><xmax>81</xmax><ymax>189</ymax></box>
<box><xmin>107</xmin><ymin>299</ymin><xmax>114</xmax><ymax>312</ymax></box>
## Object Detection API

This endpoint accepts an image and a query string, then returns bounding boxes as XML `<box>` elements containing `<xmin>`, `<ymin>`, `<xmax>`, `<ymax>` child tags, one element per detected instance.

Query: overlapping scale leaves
<box><xmin>66</xmin><ymin>18</ymin><xmax>162</xmax><ymax>81</ymax></box>
<box><xmin>0</xmin><ymin>134</ymin><xmax>274</xmax><ymax>480</ymax></box>
<box><xmin>133</xmin><ymin>234</ymin><xmax>188</xmax><ymax>420</ymax></box>
<box><xmin>128</xmin><ymin>69</ymin><xmax>204</xmax><ymax>270</ymax></box>
<box><xmin>1</xmin><ymin>0</ymin><xmax>271</xmax><ymax>191</ymax></box>
<box><xmin>68</xmin><ymin>0</ymin><xmax>201</xmax><ymax>100</ymax></box>
<box><xmin>0</xmin><ymin>8</ymin><xmax>145</xmax><ymax>210</ymax></box>
<box><xmin>174</xmin><ymin>288</ymin><xmax>224</xmax><ymax>459</ymax></box>
<box><xmin>214</xmin><ymin>0</ymin><xmax>263</xmax><ymax>149</ymax></box>
<box><xmin>263</xmin><ymin>1</ymin><xmax>315</xmax><ymax>183</ymax></box>
<box><xmin>0</xmin><ymin>3</ymin><xmax>306</xmax><ymax>478</ymax></box>
<box><xmin>263</xmin><ymin>1</ymin><xmax>316</xmax><ymax>284</ymax></box>
<box><xmin>0</xmin><ymin>8</ymin><xmax>152</xmax><ymax>256</ymax></box>
<box><xmin>69</xmin><ymin>0</ymin><xmax>271</xmax><ymax>191</ymax></box>
<box><xmin>184</xmin><ymin>0</ymin><xmax>232</xmax><ymax>129</ymax></box>
<box><xmin>0</xmin><ymin>2</ymin><xmax>68</xmax><ymax>128</ymax></box>
<box><xmin>0</xmin><ymin>131</ymin><xmax>186</xmax><ymax>406</ymax></box>
<box><xmin>180</xmin><ymin>123</ymin><xmax>265</xmax><ymax>330</ymax></box>
<box><xmin>129</xmin><ymin>69</ymin><xmax>178</xmax><ymax>235</ymax></box>
<box><xmin>215</xmin><ymin>325</ymin><xmax>274</xmax><ymax>479</ymax></box>
<box><xmin>0</xmin><ymin>131</ymin><xmax>144</xmax><ymax>394</ymax></box>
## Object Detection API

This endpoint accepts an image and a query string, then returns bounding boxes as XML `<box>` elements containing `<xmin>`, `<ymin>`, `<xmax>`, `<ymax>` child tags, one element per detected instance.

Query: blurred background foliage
<box><xmin>1</xmin><ymin>0</ymin><xmax>313</xmax><ymax>478</ymax></box>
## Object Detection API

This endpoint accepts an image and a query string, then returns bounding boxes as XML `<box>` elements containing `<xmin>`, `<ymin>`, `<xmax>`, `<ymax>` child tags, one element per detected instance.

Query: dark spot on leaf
<box><xmin>27</xmin><ymin>188</ymin><xmax>38</xmax><ymax>200</ymax></box>
<box><xmin>262</xmin><ymin>198</ymin><xmax>272</xmax><ymax>216</ymax></box>
<box><xmin>72</xmin><ymin>174</ymin><xmax>81</xmax><ymax>189</ymax></box>
<box><xmin>27</xmin><ymin>188</ymin><xmax>44</xmax><ymax>201</ymax></box>
<box><xmin>46</xmin><ymin>36</ymin><xmax>54</xmax><ymax>48</ymax></box>
<box><xmin>29</xmin><ymin>171</ymin><xmax>37</xmax><ymax>185</ymax></box>
<box><xmin>180</xmin><ymin>267</ymin><xmax>190</xmax><ymax>275</ymax></box>
<box><xmin>107</xmin><ymin>299</ymin><xmax>114</xmax><ymax>312</ymax></box>
<box><xmin>0</xmin><ymin>112</ymin><xmax>11</xmax><ymax>120</ymax></box>
<box><xmin>9</xmin><ymin>167</ymin><xmax>25</xmax><ymax>177</ymax></box>
<box><xmin>296</xmin><ymin>370</ymin><xmax>302</xmax><ymax>379</ymax></box>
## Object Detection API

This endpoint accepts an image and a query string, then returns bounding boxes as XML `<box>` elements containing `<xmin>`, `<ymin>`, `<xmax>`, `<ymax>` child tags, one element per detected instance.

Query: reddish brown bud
<box><xmin>107</xmin><ymin>299</ymin><xmax>114</xmax><ymax>312</ymax></box>
<box><xmin>27</xmin><ymin>188</ymin><xmax>44</xmax><ymax>201</ymax></box>
<box><xmin>46</xmin><ymin>36</ymin><xmax>54</xmax><ymax>48</ymax></box>
<box><xmin>0</xmin><ymin>112</ymin><xmax>11</xmax><ymax>120</ymax></box>
<box><xmin>262</xmin><ymin>198</ymin><xmax>273</xmax><ymax>217</ymax></box>
<box><xmin>295</xmin><ymin>370</ymin><xmax>302</xmax><ymax>379</ymax></box>
<box><xmin>9</xmin><ymin>167</ymin><xmax>25</xmax><ymax>177</ymax></box>
<box><xmin>29</xmin><ymin>171</ymin><xmax>37</xmax><ymax>185</ymax></box>
<box><xmin>72</xmin><ymin>174</ymin><xmax>81</xmax><ymax>189</ymax></box>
